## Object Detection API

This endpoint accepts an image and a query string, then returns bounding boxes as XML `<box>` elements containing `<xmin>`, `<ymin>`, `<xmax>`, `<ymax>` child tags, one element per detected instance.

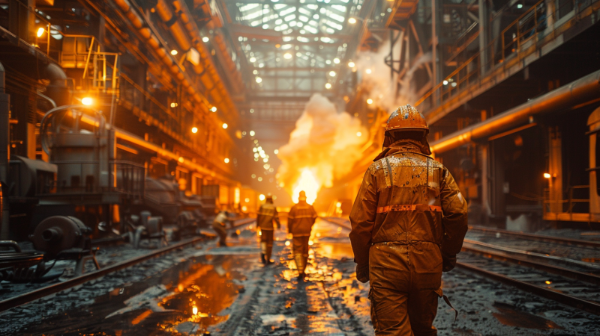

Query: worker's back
<box><xmin>288</xmin><ymin>201</ymin><xmax>317</xmax><ymax>236</ymax></box>
<box><xmin>257</xmin><ymin>203</ymin><xmax>278</xmax><ymax>230</ymax></box>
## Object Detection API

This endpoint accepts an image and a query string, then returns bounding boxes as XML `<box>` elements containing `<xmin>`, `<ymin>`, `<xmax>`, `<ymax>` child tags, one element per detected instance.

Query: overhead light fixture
<box><xmin>348</xmin><ymin>17</ymin><xmax>357</xmax><ymax>24</ymax></box>
<box><xmin>210</xmin><ymin>106</ymin><xmax>217</xmax><ymax>112</ymax></box>
<box><xmin>325</xmin><ymin>83</ymin><xmax>332</xmax><ymax>89</ymax></box>
<box><xmin>333</xmin><ymin>58</ymin><xmax>340</xmax><ymax>64</ymax></box>
<box><xmin>191</xmin><ymin>127</ymin><xmax>198</xmax><ymax>134</ymax></box>
<box><xmin>367</xmin><ymin>98</ymin><xmax>373</xmax><ymax>105</ymax></box>
<box><xmin>202</xmin><ymin>36</ymin><xmax>209</xmax><ymax>42</ymax></box>
<box><xmin>250</xmin><ymin>57</ymin><xmax>257</xmax><ymax>62</ymax></box>
<box><xmin>517</xmin><ymin>3</ymin><xmax>523</xmax><ymax>8</ymax></box>
<box><xmin>284</xmin><ymin>53</ymin><xmax>292</xmax><ymax>59</ymax></box>
<box><xmin>250</xmin><ymin>130</ymin><xmax>256</xmax><ymax>136</ymax></box>
<box><xmin>348</xmin><ymin>61</ymin><xmax>355</xmax><ymax>67</ymax></box>
<box><xmin>274</xmin><ymin>149</ymin><xmax>279</xmax><ymax>154</ymax></box>
<box><xmin>224</xmin><ymin>158</ymin><xmax>230</xmax><ymax>163</ymax></box>
<box><xmin>356</xmin><ymin>131</ymin><xmax>362</xmax><ymax>137</ymax></box>
<box><xmin>81</xmin><ymin>97</ymin><xmax>93</xmax><ymax>106</ymax></box>
<box><xmin>222</xmin><ymin>123</ymin><xmax>228</xmax><ymax>129</ymax></box>
<box><xmin>544</xmin><ymin>173</ymin><xmax>552</xmax><ymax>179</ymax></box>
<box><xmin>366</xmin><ymin>68</ymin><xmax>372</xmax><ymax>74</ymax></box>
<box><xmin>443</xmin><ymin>80</ymin><xmax>449</xmax><ymax>85</ymax></box>
<box><xmin>37</xmin><ymin>27</ymin><xmax>45</xmax><ymax>37</ymax></box>
<box><xmin>329</xmin><ymin>71</ymin><xmax>336</xmax><ymax>77</ymax></box>
<box><xmin>170</xmin><ymin>50</ymin><xmax>178</xmax><ymax>56</ymax></box>
<box><xmin>256</xmin><ymin>77</ymin><xmax>263</xmax><ymax>83</ymax></box>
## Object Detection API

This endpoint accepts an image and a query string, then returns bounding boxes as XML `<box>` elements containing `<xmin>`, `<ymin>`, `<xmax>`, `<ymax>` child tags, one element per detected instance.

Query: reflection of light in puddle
<box><xmin>318</xmin><ymin>242</ymin><xmax>354</xmax><ymax>259</ymax></box>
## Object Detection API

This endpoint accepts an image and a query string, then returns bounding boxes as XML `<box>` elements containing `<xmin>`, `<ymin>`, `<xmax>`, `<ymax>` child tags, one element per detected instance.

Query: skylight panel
<box><xmin>274</xmin><ymin>4</ymin><xmax>287</xmax><ymax>9</ymax></box>
<box><xmin>308</xmin><ymin>20</ymin><xmax>318</xmax><ymax>26</ymax></box>
<box><xmin>299</xmin><ymin>8</ymin><xmax>311</xmax><ymax>15</ymax></box>
<box><xmin>279</xmin><ymin>7</ymin><xmax>296</xmax><ymax>16</ymax></box>
<box><xmin>299</xmin><ymin>15</ymin><xmax>309</xmax><ymax>22</ymax></box>
<box><xmin>274</xmin><ymin>24</ymin><xmax>289</xmax><ymax>31</ymax></box>
<box><xmin>321</xmin><ymin>37</ymin><xmax>332</xmax><ymax>42</ymax></box>
<box><xmin>243</xmin><ymin>10</ymin><xmax>264</xmax><ymax>21</ymax></box>
<box><xmin>297</xmin><ymin>36</ymin><xmax>310</xmax><ymax>42</ymax></box>
<box><xmin>284</xmin><ymin>14</ymin><xmax>296</xmax><ymax>21</ymax></box>
<box><xmin>329</xmin><ymin>13</ymin><xmax>345</xmax><ymax>22</ymax></box>
<box><xmin>332</xmin><ymin>5</ymin><xmax>347</xmax><ymax>12</ymax></box>
<box><xmin>324</xmin><ymin>20</ymin><xmax>343</xmax><ymax>30</ymax></box>
<box><xmin>290</xmin><ymin>21</ymin><xmax>297</xmax><ymax>26</ymax></box>
<box><xmin>307</xmin><ymin>4</ymin><xmax>318</xmax><ymax>9</ymax></box>
<box><xmin>240</xmin><ymin>4</ymin><xmax>260</xmax><ymax>12</ymax></box>
<box><xmin>304</xmin><ymin>26</ymin><xmax>318</xmax><ymax>34</ymax></box>
<box><xmin>251</xmin><ymin>20</ymin><xmax>262</xmax><ymax>26</ymax></box>
<box><xmin>281</xmin><ymin>43</ymin><xmax>293</xmax><ymax>49</ymax></box>
<box><xmin>275</xmin><ymin>19</ymin><xmax>283</xmax><ymax>24</ymax></box>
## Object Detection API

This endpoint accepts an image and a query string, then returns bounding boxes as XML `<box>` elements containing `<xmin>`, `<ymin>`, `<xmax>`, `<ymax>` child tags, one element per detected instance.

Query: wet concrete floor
<box><xmin>2</xmin><ymin>219</ymin><xmax>600</xmax><ymax>335</ymax></box>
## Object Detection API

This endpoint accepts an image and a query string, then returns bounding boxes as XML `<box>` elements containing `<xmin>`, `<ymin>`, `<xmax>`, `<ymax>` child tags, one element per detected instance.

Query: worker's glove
<box><xmin>356</xmin><ymin>263</ymin><xmax>369</xmax><ymax>283</ymax></box>
<box><xmin>442</xmin><ymin>253</ymin><xmax>457</xmax><ymax>272</ymax></box>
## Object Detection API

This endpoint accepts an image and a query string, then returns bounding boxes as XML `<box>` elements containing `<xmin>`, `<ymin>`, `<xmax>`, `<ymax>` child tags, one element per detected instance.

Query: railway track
<box><xmin>0</xmin><ymin>218</ymin><xmax>256</xmax><ymax>313</ymax></box>
<box><xmin>320</xmin><ymin>217</ymin><xmax>600</xmax><ymax>315</ymax></box>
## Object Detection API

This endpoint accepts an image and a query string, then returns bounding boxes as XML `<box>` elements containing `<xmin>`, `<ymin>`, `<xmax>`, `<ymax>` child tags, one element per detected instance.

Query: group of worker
<box><xmin>212</xmin><ymin>104</ymin><xmax>468</xmax><ymax>335</ymax></box>
<box><xmin>212</xmin><ymin>190</ymin><xmax>317</xmax><ymax>279</ymax></box>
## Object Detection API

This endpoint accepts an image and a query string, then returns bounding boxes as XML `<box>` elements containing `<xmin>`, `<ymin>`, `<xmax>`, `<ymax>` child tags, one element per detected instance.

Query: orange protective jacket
<box><xmin>257</xmin><ymin>203</ymin><xmax>281</xmax><ymax>231</ymax></box>
<box><xmin>288</xmin><ymin>201</ymin><xmax>318</xmax><ymax>236</ymax></box>
<box><xmin>349</xmin><ymin>141</ymin><xmax>468</xmax><ymax>268</ymax></box>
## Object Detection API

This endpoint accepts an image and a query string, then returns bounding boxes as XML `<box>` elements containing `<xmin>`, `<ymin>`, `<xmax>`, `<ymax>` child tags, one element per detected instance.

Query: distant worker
<box><xmin>212</xmin><ymin>210</ymin><xmax>231</xmax><ymax>247</ymax></box>
<box><xmin>288</xmin><ymin>190</ymin><xmax>318</xmax><ymax>280</ymax></box>
<box><xmin>257</xmin><ymin>195</ymin><xmax>281</xmax><ymax>265</ymax></box>
<box><xmin>349</xmin><ymin>105</ymin><xmax>468</xmax><ymax>335</ymax></box>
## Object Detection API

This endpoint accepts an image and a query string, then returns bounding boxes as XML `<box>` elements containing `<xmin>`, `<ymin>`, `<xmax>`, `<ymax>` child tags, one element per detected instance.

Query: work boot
<box><xmin>260</xmin><ymin>253</ymin><xmax>266</xmax><ymax>265</ymax></box>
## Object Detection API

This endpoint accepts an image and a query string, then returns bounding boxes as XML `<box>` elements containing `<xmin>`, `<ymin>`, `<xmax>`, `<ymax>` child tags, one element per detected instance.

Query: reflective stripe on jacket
<box><xmin>257</xmin><ymin>203</ymin><xmax>280</xmax><ymax>230</ymax></box>
<box><xmin>288</xmin><ymin>202</ymin><xmax>317</xmax><ymax>236</ymax></box>
<box><xmin>349</xmin><ymin>141</ymin><xmax>468</xmax><ymax>266</ymax></box>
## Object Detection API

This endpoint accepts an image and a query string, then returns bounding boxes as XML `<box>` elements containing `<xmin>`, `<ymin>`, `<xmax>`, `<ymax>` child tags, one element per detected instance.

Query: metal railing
<box><xmin>543</xmin><ymin>185</ymin><xmax>594</xmax><ymax>221</ymax></box>
<box><xmin>415</xmin><ymin>0</ymin><xmax>600</xmax><ymax>112</ymax></box>
<box><xmin>0</xmin><ymin>1</ymin><xmax>52</xmax><ymax>56</ymax></box>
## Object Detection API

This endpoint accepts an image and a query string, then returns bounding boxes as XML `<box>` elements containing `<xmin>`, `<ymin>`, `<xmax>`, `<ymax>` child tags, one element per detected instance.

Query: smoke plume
<box><xmin>276</xmin><ymin>94</ymin><xmax>367</xmax><ymax>204</ymax></box>
<box><xmin>355</xmin><ymin>43</ymin><xmax>432</xmax><ymax>112</ymax></box>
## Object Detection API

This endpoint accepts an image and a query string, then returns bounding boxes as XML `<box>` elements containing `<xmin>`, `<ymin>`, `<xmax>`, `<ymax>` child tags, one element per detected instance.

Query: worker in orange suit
<box><xmin>257</xmin><ymin>195</ymin><xmax>280</xmax><ymax>265</ymax></box>
<box><xmin>288</xmin><ymin>190</ymin><xmax>318</xmax><ymax>280</ymax></box>
<box><xmin>349</xmin><ymin>104</ymin><xmax>468</xmax><ymax>336</ymax></box>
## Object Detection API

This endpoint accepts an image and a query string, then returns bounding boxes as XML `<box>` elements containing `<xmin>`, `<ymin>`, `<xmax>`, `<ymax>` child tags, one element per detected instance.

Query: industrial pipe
<box><xmin>44</xmin><ymin>64</ymin><xmax>70</xmax><ymax>109</ymax></box>
<box><xmin>0</xmin><ymin>61</ymin><xmax>10</xmax><ymax>240</ymax></box>
<box><xmin>155</xmin><ymin>0</ymin><xmax>192</xmax><ymax>51</ymax></box>
<box><xmin>430</xmin><ymin>69</ymin><xmax>600</xmax><ymax>154</ymax></box>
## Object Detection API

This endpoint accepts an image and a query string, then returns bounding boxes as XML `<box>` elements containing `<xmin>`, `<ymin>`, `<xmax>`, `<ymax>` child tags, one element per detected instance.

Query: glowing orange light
<box><xmin>292</xmin><ymin>169</ymin><xmax>320</xmax><ymax>204</ymax></box>
<box><xmin>543</xmin><ymin>173</ymin><xmax>551</xmax><ymax>179</ymax></box>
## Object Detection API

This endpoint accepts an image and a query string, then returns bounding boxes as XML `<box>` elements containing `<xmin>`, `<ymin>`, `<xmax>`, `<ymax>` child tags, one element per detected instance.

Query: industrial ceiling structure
<box><xmin>217</xmin><ymin>0</ymin><xmax>385</xmax><ymax>102</ymax></box>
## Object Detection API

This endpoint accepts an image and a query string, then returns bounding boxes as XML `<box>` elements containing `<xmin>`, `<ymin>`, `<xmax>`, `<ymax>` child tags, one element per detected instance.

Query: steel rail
<box><xmin>0</xmin><ymin>218</ymin><xmax>256</xmax><ymax>313</ymax></box>
<box><xmin>469</xmin><ymin>225</ymin><xmax>600</xmax><ymax>248</ymax></box>
<box><xmin>456</xmin><ymin>261</ymin><xmax>600</xmax><ymax>316</ymax></box>
<box><xmin>462</xmin><ymin>243</ymin><xmax>600</xmax><ymax>286</ymax></box>
<box><xmin>320</xmin><ymin>217</ymin><xmax>600</xmax><ymax>315</ymax></box>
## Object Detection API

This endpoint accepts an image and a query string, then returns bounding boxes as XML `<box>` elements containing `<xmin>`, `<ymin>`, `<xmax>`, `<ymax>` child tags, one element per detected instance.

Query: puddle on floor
<box><xmin>14</xmin><ymin>254</ymin><xmax>253</xmax><ymax>335</ymax></box>
<box><xmin>492</xmin><ymin>302</ymin><xmax>563</xmax><ymax>330</ymax></box>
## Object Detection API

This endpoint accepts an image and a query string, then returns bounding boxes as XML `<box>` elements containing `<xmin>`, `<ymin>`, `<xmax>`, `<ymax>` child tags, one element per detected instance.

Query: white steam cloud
<box><xmin>355</xmin><ymin>43</ymin><xmax>431</xmax><ymax>112</ymax></box>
